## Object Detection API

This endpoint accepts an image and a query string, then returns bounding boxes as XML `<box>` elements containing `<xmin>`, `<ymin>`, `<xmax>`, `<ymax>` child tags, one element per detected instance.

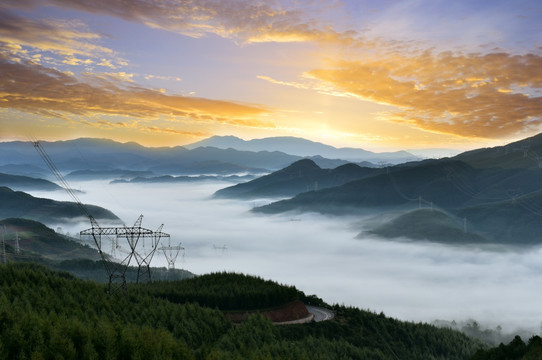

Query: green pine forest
<box><xmin>0</xmin><ymin>262</ymin><xmax>491</xmax><ymax>360</ymax></box>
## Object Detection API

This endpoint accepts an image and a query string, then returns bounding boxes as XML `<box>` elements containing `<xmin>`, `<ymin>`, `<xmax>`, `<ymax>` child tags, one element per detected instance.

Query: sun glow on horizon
<box><xmin>1</xmin><ymin>1</ymin><xmax>541</xmax><ymax>151</ymax></box>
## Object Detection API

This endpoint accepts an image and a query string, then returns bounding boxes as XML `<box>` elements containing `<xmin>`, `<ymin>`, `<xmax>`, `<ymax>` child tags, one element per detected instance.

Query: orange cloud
<box><xmin>0</xmin><ymin>7</ymin><xmax>124</xmax><ymax>67</ymax></box>
<box><xmin>306</xmin><ymin>52</ymin><xmax>542</xmax><ymax>139</ymax></box>
<box><xmin>0</xmin><ymin>58</ymin><xmax>273</xmax><ymax>128</ymax></box>
<box><xmin>146</xmin><ymin>126</ymin><xmax>208</xmax><ymax>137</ymax></box>
<box><xmin>10</xmin><ymin>0</ymin><xmax>357</xmax><ymax>46</ymax></box>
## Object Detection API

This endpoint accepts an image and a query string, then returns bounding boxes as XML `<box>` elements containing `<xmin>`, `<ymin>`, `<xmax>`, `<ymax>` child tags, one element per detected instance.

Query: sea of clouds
<box><xmin>29</xmin><ymin>180</ymin><xmax>542</xmax><ymax>336</ymax></box>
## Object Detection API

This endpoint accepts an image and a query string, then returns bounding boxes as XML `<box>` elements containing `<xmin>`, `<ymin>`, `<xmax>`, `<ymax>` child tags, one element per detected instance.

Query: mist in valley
<box><xmin>28</xmin><ymin>180</ymin><xmax>542</xmax><ymax>337</ymax></box>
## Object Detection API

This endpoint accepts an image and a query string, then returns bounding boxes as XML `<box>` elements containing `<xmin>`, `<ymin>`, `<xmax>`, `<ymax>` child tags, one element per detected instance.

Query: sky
<box><xmin>1</xmin><ymin>0</ymin><xmax>541</xmax><ymax>151</ymax></box>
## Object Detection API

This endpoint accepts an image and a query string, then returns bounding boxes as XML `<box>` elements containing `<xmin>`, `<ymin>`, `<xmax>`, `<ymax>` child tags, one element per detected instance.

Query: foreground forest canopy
<box><xmin>0</xmin><ymin>263</ymin><xmax>487</xmax><ymax>360</ymax></box>
<box><xmin>470</xmin><ymin>335</ymin><xmax>542</xmax><ymax>359</ymax></box>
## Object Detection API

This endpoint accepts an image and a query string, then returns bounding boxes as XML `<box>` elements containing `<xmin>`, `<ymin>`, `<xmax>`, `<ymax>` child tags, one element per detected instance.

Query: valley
<box><xmin>2</xmin><ymin>135</ymin><xmax>542</xmax><ymax>358</ymax></box>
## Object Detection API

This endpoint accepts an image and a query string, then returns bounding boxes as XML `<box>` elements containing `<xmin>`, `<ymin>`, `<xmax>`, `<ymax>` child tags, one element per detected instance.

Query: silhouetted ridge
<box><xmin>0</xmin><ymin>186</ymin><xmax>120</xmax><ymax>222</ymax></box>
<box><xmin>0</xmin><ymin>172</ymin><xmax>63</xmax><ymax>191</ymax></box>
<box><xmin>279</xmin><ymin>159</ymin><xmax>321</xmax><ymax>173</ymax></box>
<box><xmin>454</xmin><ymin>132</ymin><xmax>542</xmax><ymax>170</ymax></box>
<box><xmin>214</xmin><ymin>159</ymin><xmax>381</xmax><ymax>199</ymax></box>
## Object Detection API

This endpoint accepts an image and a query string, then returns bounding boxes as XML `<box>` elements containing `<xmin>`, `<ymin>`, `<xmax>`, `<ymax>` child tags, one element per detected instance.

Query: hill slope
<box><xmin>455</xmin><ymin>132</ymin><xmax>542</xmax><ymax>170</ymax></box>
<box><xmin>0</xmin><ymin>186</ymin><xmax>120</xmax><ymax>223</ymax></box>
<box><xmin>457</xmin><ymin>190</ymin><xmax>542</xmax><ymax>244</ymax></box>
<box><xmin>0</xmin><ymin>217</ymin><xmax>101</xmax><ymax>261</ymax></box>
<box><xmin>0</xmin><ymin>218</ymin><xmax>192</xmax><ymax>282</ymax></box>
<box><xmin>0</xmin><ymin>172</ymin><xmax>63</xmax><ymax>191</ymax></box>
<box><xmin>367</xmin><ymin>209</ymin><xmax>488</xmax><ymax>244</ymax></box>
<box><xmin>0</xmin><ymin>263</ymin><xmax>484</xmax><ymax>359</ymax></box>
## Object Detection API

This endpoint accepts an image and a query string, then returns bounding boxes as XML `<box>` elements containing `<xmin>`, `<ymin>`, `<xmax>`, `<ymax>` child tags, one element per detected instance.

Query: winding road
<box><xmin>306</xmin><ymin>305</ymin><xmax>335</xmax><ymax>322</ymax></box>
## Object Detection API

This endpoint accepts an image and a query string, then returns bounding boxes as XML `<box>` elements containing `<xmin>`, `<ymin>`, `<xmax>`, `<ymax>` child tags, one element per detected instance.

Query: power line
<box><xmin>1</xmin><ymin>226</ymin><xmax>6</xmax><ymax>265</ymax></box>
<box><xmin>32</xmin><ymin>140</ymin><xmax>172</xmax><ymax>294</ymax></box>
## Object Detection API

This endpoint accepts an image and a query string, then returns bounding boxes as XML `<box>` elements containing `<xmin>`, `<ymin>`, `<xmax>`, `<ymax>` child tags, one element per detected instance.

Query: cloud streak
<box><xmin>9</xmin><ymin>0</ymin><xmax>357</xmax><ymax>45</ymax></box>
<box><xmin>0</xmin><ymin>58</ymin><xmax>273</xmax><ymax>128</ymax></box>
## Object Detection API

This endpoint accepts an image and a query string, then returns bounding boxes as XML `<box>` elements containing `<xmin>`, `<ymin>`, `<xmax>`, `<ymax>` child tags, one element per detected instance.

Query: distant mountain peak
<box><xmin>185</xmin><ymin>135</ymin><xmax>418</xmax><ymax>164</ymax></box>
<box><xmin>283</xmin><ymin>159</ymin><xmax>320</xmax><ymax>171</ymax></box>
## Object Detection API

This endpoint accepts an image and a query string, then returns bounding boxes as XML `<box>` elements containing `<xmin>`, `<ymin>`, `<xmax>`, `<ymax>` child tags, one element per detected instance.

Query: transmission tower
<box><xmin>159</xmin><ymin>236</ymin><xmax>184</xmax><ymax>272</ymax></box>
<box><xmin>33</xmin><ymin>140</ymin><xmax>169</xmax><ymax>294</ymax></box>
<box><xmin>213</xmin><ymin>244</ymin><xmax>227</xmax><ymax>254</ymax></box>
<box><xmin>1</xmin><ymin>226</ymin><xmax>6</xmax><ymax>265</ymax></box>
<box><xmin>79</xmin><ymin>215</ymin><xmax>166</xmax><ymax>293</ymax></box>
<box><xmin>132</xmin><ymin>224</ymin><xmax>168</xmax><ymax>283</ymax></box>
<box><xmin>14</xmin><ymin>232</ymin><xmax>20</xmax><ymax>254</ymax></box>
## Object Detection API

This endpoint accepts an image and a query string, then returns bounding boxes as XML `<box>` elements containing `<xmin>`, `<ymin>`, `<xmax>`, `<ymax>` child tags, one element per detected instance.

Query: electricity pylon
<box><xmin>33</xmin><ymin>140</ymin><xmax>170</xmax><ymax>294</ymax></box>
<box><xmin>1</xmin><ymin>226</ymin><xmax>6</xmax><ymax>265</ymax></box>
<box><xmin>14</xmin><ymin>232</ymin><xmax>19</xmax><ymax>254</ymax></box>
<box><xmin>159</xmin><ymin>236</ymin><xmax>184</xmax><ymax>272</ymax></box>
<box><xmin>80</xmin><ymin>215</ymin><xmax>158</xmax><ymax>293</ymax></box>
<box><xmin>132</xmin><ymin>224</ymin><xmax>168</xmax><ymax>283</ymax></box>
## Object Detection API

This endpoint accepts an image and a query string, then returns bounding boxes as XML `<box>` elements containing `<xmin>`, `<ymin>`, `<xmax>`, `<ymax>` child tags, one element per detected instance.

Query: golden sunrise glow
<box><xmin>0</xmin><ymin>1</ymin><xmax>541</xmax><ymax>150</ymax></box>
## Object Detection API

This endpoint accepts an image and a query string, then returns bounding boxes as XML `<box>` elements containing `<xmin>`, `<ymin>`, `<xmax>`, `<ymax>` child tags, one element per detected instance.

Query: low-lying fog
<box><xmin>30</xmin><ymin>181</ymin><xmax>542</xmax><ymax>335</ymax></box>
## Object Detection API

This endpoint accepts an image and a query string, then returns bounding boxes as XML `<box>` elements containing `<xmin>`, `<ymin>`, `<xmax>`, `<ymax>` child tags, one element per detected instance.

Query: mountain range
<box><xmin>0</xmin><ymin>138</ymin><xmax>379</xmax><ymax>179</ymax></box>
<box><xmin>186</xmin><ymin>135</ymin><xmax>418</xmax><ymax>163</ymax></box>
<box><xmin>0</xmin><ymin>138</ymin><xmax>279</xmax><ymax>176</ymax></box>
<box><xmin>222</xmin><ymin>132</ymin><xmax>542</xmax><ymax>245</ymax></box>
<box><xmin>4</xmin><ymin>133</ymin><xmax>542</xmax><ymax>244</ymax></box>
<box><xmin>214</xmin><ymin>158</ymin><xmax>383</xmax><ymax>199</ymax></box>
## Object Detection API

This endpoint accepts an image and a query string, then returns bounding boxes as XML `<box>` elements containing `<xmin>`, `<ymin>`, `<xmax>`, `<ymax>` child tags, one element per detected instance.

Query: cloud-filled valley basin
<box><xmin>28</xmin><ymin>180</ymin><xmax>542</xmax><ymax>335</ymax></box>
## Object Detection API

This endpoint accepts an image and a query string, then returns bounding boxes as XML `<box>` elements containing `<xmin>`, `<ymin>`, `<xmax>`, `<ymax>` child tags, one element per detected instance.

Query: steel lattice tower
<box><xmin>33</xmin><ymin>140</ymin><xmax>171</xmax><ymax>294</ymax></box>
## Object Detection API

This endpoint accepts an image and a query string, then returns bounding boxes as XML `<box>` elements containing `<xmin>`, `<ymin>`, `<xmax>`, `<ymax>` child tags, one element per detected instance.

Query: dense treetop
<box><xmin>0</xmin><ymin>263</ymin><xmax>485</xmax><ymax>359</ymax></box>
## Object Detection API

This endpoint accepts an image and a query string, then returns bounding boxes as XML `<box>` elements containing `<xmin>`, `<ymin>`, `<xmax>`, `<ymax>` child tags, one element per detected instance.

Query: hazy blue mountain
<box><xmin>214</xmin><ymin>159</ymin><xmax>382</xmax><ymax>199</ymax></box>
<box><xmin>65</xmin><ymin>169</ymin><xmax>156</xmax><ymax>180</ymax></box>
<box><xmin>185</xmin><ymin>135</ymin><xmax>419</xmax><ymax>163</ymax></box>
<box><xmin>253</xmin><ymin>160</ymin><xmax>542</xmax><ymax>215</ymax></box>
<box><xmin>112</xmin><ymin>174</ymin><xmax>254</xmax><ymax>184</ymax></box>
<box><xmin>148</xmin><ymin>156</ymin><xmax>270</xmax><ymax>175</ymax></box>
<box><xmin>0</xmin><ymin>138</ymin><xmax>163</xmax><ymax>172</ymax></box>
<box><xmin>0</xmin><ymin>172</ymin><xmax>63</xmax><ymax>191</ymax></box>
<box><xmin>0</xmin><ymin>138</ymin><xmax>307</xmax><ymax>174</ymax></box>
<box><xmin>253</xmin><ymin>160</ymin><xmax>477</xmax><ymax>214</ymax></box>
<box><xmin>0</xmin><ymin>138</ymin><xmax>383</xmax><ymax>178</ymax></box>
<box><xmin>0</xmin><ymin>163</ymin><xmax>47</xmax><ymax>178</ymax></box>
<box><xmin>0</xmin><ymin>186</ymin><xmax>120</xmax><ymax>223</ymax></box>
<box><xmin>306</xmin><ymin>155</ymin><xmax>366</xmax><ymax>168</ymax></box>
<box><xmin>406</xmin><ymin>148</ymin><xmax>463</xmax><ymax>159</ymax></box>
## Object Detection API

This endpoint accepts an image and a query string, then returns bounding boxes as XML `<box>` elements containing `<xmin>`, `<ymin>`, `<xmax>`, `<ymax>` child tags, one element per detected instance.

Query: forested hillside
<box><xmin>0</xmin><ymin>218</ymin><xmax>192</xmax><ymax>282</ymax></box>
<box><xmin>0</xmin><ymin>187</ymin><xmax>120</xmax><ymax>223</ymax></box>
<box><xmin>0</xmin><ymin>263</ymin><xmax>485</xmax><ymax>359</ymax></box>
<box><xmin>214</xmin><ymin>159</ymin><xmax>381</xmax><ymax>199</ymax></box>
<box><xmin>250</xmin><ymin>134</ymin><xmax>542</xmax><ymax>245</ymax></box>
<box><xmin>469</xmin><ymin>335</ymin><xmax>542</xmax><ymax>359</ymax></box>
